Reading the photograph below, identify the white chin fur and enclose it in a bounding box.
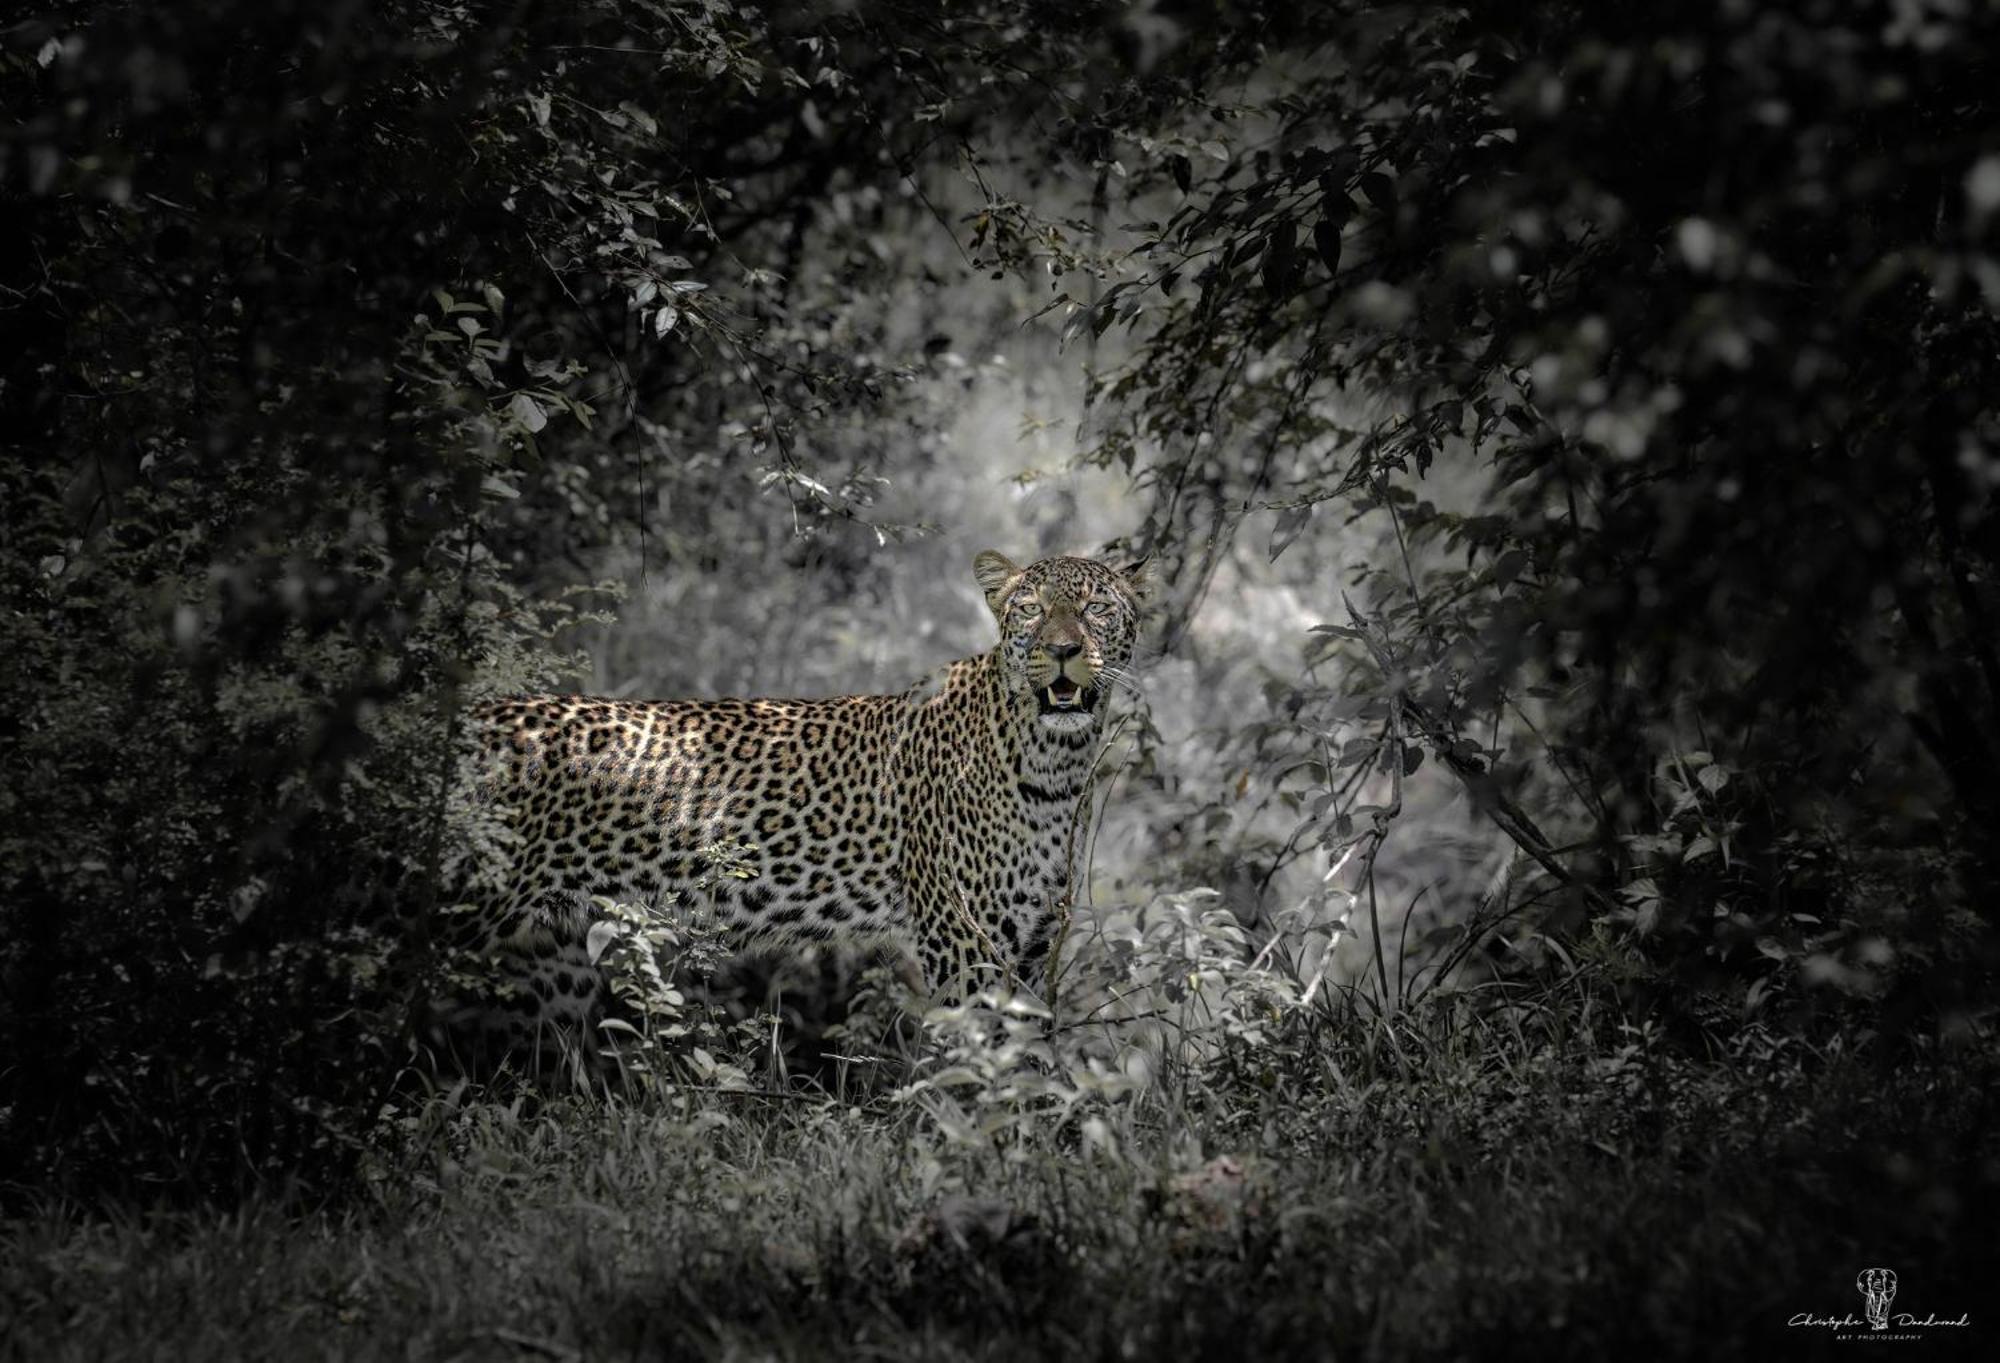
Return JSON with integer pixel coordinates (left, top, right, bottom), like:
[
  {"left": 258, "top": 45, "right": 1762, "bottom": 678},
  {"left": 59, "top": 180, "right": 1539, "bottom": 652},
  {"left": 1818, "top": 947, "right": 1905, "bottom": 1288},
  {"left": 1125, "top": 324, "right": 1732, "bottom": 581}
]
[{"left": 1038, "top": 711, "right": 1095, "bottom": 734}]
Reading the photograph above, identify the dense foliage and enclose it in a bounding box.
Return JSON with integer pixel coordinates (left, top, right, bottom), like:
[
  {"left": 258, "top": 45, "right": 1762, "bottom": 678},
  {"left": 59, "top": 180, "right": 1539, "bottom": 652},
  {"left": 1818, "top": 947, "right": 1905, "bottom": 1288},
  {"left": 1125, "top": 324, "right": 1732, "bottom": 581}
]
[
  {"left": 2, "top": 2, "right": 1995, "bottom": 1349},
  {"left": 994, "top": 1, "right": 2000, "bottom": 1032},
  {"left": 2, "top": 0, "right": 1031, "bottom": 1190}
]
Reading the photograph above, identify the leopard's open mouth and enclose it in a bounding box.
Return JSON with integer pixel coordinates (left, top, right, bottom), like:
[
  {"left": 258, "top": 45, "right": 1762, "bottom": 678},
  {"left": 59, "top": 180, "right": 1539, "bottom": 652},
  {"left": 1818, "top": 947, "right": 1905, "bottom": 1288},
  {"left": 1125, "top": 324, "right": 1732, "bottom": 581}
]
[{"left": 1038, "top": 677, "right": 1099, "bottom": 714}]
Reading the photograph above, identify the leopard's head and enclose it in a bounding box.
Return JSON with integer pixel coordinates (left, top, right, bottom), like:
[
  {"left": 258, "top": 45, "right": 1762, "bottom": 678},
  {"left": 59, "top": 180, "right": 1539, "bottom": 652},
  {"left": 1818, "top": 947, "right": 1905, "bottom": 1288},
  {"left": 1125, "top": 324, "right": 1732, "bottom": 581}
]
[{"left": 974, "top": 550, "right": 1151, "bottom": 735}]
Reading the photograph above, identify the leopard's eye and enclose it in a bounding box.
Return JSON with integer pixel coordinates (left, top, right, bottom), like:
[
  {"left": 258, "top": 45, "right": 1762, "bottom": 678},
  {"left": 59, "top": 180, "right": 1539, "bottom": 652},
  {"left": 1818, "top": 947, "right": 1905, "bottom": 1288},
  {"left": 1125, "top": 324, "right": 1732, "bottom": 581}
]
[
  {"left": 1015, "top": 596, "right": 1043, "bottom": 618},
  {"left": 1085, "top": 600, "right": 1114, "bottom": 618}
]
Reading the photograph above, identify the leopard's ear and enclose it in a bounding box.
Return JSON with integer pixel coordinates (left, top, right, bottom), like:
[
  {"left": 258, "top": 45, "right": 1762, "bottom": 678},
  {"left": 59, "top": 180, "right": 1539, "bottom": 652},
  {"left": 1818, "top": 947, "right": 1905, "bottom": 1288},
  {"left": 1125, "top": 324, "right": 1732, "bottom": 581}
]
[
  {"left": 972, "top": 550, "right": 1023, "bottom": 614},
  {"left": 1117, "top": 555, "right": 1154, "bottom": 602}
]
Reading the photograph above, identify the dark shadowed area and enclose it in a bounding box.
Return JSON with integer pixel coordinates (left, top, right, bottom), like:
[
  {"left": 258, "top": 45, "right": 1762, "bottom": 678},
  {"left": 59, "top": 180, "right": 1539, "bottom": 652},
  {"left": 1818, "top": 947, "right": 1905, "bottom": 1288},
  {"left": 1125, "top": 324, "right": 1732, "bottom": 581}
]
[{"left": 2, "top": 2, "right": 1996, "bottom": 1359}]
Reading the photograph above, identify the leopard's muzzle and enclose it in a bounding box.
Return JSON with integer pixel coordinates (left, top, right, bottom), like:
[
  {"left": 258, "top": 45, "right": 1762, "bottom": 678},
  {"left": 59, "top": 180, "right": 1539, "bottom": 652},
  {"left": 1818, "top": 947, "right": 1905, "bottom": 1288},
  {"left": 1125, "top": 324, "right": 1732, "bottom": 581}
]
[
  {"left": 1036, "top": 675, "right": 1101, "bottom": 715},
  {"left": 1027, "top": 640, "right": 1104, "bottom": 730}
]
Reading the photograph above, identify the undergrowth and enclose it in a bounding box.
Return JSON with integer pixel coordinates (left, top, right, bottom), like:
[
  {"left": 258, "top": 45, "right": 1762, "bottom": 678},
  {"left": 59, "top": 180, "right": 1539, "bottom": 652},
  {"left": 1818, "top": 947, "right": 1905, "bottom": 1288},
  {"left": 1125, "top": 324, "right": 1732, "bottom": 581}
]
[{"left": 4, "top": 891, "right": 1994, "bottom": 1361}]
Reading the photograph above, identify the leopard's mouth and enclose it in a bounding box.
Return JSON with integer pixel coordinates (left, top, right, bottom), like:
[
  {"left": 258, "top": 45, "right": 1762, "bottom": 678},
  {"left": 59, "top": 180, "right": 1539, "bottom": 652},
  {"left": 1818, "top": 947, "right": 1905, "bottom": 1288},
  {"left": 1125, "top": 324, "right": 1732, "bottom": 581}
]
[{"left": 1038, "top": 677, "right": 1099, "bottom": 715}]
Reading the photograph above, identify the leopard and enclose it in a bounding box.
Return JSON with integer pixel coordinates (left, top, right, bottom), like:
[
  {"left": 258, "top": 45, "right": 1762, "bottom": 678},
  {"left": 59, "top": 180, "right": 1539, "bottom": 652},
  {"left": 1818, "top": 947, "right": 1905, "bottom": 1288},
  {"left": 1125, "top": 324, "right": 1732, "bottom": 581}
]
[{"left": 433, "top": 550, "right": 1150, "bottom": 1070}]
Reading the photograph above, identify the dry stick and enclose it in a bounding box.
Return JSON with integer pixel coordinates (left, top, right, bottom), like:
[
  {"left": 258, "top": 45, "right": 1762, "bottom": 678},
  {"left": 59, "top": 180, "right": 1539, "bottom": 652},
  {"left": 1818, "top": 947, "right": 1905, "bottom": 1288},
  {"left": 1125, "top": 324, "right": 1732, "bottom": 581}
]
[
  {"left": 1394, "top": 883, "right": 1429, "bottom": 1008},
  {"left": 1421, "top": 729, "right": 1620, "bottom": 918},
  {"left": 1292, "top": 719, "right": 1382, "bottom": 1011},
  {"left": 1048, "top": 1007, "right": 1171, "bottom": 1037},
  {"left": 1366, "top": 870, "right": 1390, "bottom": 1018},
  {"left": 1292, "top": 852, "right": 1362, "bottom": 1013},
  {"left": 680, "top": 1084, "right": 852, "bottom": 1105},
  {"left": 524, "top": 228, "right": 635, "bottom": 419},
  {"left": 1057, "top": 983, "right": 1151, "bottom": 1031},
  {"left": 1163, "top": 325, "right": 1329, "bottom": 655},
  {"left": 1078, "top": 703, "right": 1141, "bottom": 912},
  {"left": 1364, "top": 694, "right": 1406, "bottom": 1010},
  {"left": 482, "top": 1328, "right": 580, "bottom": 1362},
  {"left": 1294, "top": 709, "right": 1408, "bottom": 1016},
  {"left": 945, "top": 886, "right": 1012, "bottom": 997},
  {"left": 1249, "top": 839, "right": 1358, "bottom": 976},
  {"left": 1344, "top": 600, "right": 1620, "bottom": 920},
  {"left": 1045, "top": 709, "right": 1136, "bottom": 1018},
  {"left": 1408, "top": 851, "right": 1526, "bottom": 1008},
  {"left": 1254, "top": 751, "right": 1373, "bottom": 902},
  {"left": 1505, "top": 694, "right": 1609, "bottom": 827}
]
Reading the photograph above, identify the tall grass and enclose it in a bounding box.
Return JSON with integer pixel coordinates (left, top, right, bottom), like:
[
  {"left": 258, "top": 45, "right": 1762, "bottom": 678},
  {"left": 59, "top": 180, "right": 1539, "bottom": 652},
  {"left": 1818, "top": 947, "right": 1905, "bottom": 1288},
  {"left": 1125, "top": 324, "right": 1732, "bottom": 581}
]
[{"left": 4, "top": 895, "right": 1992, "bottom": 1361}]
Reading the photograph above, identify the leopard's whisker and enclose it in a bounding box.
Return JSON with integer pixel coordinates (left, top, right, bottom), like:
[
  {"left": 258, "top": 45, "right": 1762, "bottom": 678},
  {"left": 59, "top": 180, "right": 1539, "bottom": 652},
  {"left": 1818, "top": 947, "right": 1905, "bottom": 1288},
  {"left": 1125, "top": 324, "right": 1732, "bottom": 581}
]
[{"left": 1095, "top": 666, "right": 1145, "bottom": 697}]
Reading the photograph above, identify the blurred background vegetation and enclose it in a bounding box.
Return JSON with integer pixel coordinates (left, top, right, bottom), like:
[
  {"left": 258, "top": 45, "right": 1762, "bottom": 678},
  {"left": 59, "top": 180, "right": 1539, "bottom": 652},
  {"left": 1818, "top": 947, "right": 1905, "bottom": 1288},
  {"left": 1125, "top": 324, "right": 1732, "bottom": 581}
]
[{"left": 2, "top": 1, "right": 1996, "bottom": 1355}]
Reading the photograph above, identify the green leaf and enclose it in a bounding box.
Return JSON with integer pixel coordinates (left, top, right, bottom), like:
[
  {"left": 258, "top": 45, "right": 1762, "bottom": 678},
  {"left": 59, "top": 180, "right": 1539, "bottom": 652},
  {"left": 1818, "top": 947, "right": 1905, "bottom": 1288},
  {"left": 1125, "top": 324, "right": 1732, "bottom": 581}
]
[
  {"left": 618, "top": 101, "right": 658, "bottom": 136},
  {"left": 1360, "top": 171, "right": 1397, "bottom": 215},
  {"left": 508, "top": 393, "right": 548, "bottom": 432},
  {"left": 1269, "top": 504, "right": 1311, "bottom": 561},
  {"left": 1261, "top": 218, "right": 1298, "bottom": 298},
  {"left": 1313, "top": 217, "right": 1343, "bottom": 276}
]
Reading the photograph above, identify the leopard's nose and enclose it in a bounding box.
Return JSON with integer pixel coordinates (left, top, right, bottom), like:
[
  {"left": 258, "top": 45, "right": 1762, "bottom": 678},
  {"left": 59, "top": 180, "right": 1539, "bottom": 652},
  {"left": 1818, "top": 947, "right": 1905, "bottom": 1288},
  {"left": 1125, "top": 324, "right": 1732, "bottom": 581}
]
[{"left": 1046, "top": 640, "right": 1081, "bottom": 662}]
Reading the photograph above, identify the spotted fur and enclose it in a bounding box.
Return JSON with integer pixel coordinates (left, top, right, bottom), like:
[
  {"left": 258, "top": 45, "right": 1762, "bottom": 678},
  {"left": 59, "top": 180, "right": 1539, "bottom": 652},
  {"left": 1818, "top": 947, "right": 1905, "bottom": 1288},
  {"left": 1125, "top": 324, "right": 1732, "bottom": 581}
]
[{"left": 442, "top": 551, "right": 1149, "bottom": 1063}]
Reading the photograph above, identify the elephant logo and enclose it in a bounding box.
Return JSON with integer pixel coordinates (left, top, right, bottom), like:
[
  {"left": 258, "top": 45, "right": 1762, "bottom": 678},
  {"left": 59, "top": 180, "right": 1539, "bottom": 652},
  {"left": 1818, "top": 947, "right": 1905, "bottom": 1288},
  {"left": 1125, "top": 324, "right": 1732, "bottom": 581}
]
[{"left": 1857, "top": 1267, "right": 1898, "bottom": 1332}]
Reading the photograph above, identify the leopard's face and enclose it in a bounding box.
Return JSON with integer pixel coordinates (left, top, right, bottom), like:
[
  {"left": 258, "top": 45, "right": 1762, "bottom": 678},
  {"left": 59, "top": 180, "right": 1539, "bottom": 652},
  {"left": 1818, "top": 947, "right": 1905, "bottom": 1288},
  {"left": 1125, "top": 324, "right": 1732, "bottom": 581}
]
[{"left": 974, "top": 551, "right": 1150, "bottom": 735}]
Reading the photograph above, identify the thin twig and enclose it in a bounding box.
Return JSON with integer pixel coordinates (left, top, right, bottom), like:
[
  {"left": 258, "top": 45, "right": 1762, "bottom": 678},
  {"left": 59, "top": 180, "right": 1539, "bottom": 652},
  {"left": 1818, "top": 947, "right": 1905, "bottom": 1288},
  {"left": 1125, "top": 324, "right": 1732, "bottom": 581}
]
[{"left": 1345, "top": 601, "right": 1618, "bottom": 918}]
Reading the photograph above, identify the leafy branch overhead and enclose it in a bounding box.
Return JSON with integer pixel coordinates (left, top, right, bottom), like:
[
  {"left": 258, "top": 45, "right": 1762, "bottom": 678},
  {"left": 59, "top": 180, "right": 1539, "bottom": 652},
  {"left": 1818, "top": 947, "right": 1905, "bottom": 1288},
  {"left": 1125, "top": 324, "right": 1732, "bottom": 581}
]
[{"left": 968, "top": 3, "right": 1999, "bottom": 1003}]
